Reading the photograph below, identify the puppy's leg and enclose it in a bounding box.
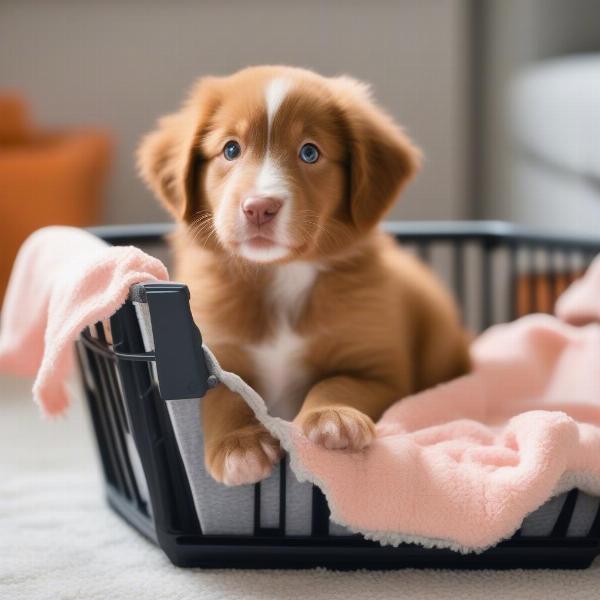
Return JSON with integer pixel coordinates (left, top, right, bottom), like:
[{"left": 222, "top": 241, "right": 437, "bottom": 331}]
[
  {"left": 202, "top": 347, "right": 281, "bottom": 486},
  {"left": 416, "top": 308, "right": 472, "bottom": 391},
  {"left": 296, "top": 376, "right": 396, "bottom": 451}
]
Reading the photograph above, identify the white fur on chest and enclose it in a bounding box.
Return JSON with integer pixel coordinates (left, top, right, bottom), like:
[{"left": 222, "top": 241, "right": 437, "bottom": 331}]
[{"left": 248, "top": 262, "right": 319, "bottom": 419}]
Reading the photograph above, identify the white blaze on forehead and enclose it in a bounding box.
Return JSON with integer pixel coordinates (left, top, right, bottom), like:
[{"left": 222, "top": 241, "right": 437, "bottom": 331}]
[
  {"left": 265, "top": 78, "right": 292, "bottom": 138},
  {"left": 258, "top": 77, "right": 293, "bottom": 200},
  {"left": 256, "top": 155, "right": 289, "bottom": 199},
  {"left": 237, "top": 78, "right": 294, "bottom": 262}
]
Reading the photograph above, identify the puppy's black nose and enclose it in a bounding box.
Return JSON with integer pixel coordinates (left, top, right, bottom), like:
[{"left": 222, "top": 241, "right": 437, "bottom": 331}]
[{"left": 242, "top": 196, "right": 282, "bottom": 226}]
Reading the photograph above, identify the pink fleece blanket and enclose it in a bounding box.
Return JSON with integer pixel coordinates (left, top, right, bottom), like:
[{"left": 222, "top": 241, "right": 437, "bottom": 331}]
[
  {"left": 0, "top": 226, "right": 167, "bottom": 415},
  {"left": 272, "top": 314, "right": 600, "bottom": 551},
  {"left": 1, "top": 226, "right": 600, "bottom": 552},
  {"left": 211, "top": 255, "right": 600, "bottom": 552}
]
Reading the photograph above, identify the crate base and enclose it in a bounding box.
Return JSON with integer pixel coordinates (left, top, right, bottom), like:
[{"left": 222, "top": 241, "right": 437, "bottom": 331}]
[{"left": 106, "top": 486, "right": 600, "bottom": 570}]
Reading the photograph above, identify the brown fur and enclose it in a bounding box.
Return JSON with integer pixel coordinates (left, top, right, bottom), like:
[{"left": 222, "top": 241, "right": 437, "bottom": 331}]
[{"left": 138, "top": 66, "right": 470, "bottom": 486}]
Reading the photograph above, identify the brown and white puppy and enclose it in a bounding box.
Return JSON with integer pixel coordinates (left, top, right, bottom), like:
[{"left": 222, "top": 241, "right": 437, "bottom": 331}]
[{"left": 138, "top": 65, "right": 470, "bottom": 486}]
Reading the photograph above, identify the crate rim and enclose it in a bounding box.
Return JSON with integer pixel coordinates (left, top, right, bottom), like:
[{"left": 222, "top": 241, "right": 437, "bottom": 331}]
[{"left": 87, "top": 220, "right": 600, "bottom": 249}]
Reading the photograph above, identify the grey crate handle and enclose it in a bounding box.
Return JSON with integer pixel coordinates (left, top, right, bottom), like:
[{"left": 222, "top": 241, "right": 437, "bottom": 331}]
[{"left": 132, "top": 282, "right": 211, "bottom": 401}]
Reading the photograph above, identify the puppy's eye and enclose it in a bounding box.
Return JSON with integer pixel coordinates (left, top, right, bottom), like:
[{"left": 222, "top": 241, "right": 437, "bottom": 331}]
[
  {"left": 299, "top": 143, "right": 319, "bottom": 164},
  {"left": 223, "top": 140, "right": 241, "bottom": 161}
]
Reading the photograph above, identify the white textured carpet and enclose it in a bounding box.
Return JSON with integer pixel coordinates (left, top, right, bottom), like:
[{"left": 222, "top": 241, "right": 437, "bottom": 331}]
[{"left": 2, "top": 373, "right": 600, "bottom": 600}]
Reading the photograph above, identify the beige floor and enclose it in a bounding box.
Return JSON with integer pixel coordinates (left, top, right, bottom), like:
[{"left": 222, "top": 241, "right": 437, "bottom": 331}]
[{"left": 2, "top": 372, "right": 600, "bottom": 600}]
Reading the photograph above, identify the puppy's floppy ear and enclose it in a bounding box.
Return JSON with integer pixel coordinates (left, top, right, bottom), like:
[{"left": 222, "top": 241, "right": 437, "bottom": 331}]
[
  {"left": 333, "top": 77, "right": 422, "bottom": 231},
  {"left": 137, "top": 77, "right": 222, "bottom": 221}
]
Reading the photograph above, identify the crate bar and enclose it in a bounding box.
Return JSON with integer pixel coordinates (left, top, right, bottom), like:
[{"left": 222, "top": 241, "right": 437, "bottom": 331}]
[
  {"left": 94, "top": 322, "right": 142, "bottom": 503},
  {"left": 311, "top": 486, "right": 330, "bottom": 536},
  {"left": 508, "top": 243, "right": 518, "bottom": 321},
  {"left": 546, "top": 247, "right": 558, "bottom": 310},
  {"left": 481, "top": 240, "right": 493, "bottom": 329},
  {"left": 94, "top": 350, "right": 139, "bottom": 502},
  {"left": 82, "top": 340, "right": 130, "bottom": 495},
  {"left": 528, "top": 246, "right": 538, "bottom": 314},
  {"left": 550, "top": 489, "right": 579, "bottom": 538},
  {"left": 76, "top": 342, "right": 119, "bottom": 489},
  {"left": 253, "top": 460, "right": 287, "bottom": 537},
  {"left": 452, "top": 242, "right": 465, "bottom": 312},
  {"left": 415, "top": 241, "right": 431, "bottom": 263}
]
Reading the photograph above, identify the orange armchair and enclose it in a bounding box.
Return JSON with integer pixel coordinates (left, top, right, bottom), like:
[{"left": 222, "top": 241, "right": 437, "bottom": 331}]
[{"left": 0, "top": 95, "right": 112, "bottom": 303}]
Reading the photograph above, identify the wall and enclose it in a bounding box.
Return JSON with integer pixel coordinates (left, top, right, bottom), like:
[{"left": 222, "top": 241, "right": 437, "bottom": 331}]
[{"left": 0, "top": 0, "right": 470, "bottom": 224}]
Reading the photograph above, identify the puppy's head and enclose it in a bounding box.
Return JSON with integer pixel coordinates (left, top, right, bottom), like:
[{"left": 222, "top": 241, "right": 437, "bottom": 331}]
[{"left": 138, "top": 66, "right": 421, "bottom": 264}]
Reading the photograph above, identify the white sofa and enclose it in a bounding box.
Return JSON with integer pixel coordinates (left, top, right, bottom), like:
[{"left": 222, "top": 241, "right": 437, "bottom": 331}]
[{"left": 508, "top": 54, "right": 600, "bottom": 234}]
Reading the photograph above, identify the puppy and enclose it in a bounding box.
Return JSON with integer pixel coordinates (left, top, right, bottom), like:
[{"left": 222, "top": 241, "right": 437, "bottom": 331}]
[{"left": 138, "top": 66, "right": 470, "bottom": 486}]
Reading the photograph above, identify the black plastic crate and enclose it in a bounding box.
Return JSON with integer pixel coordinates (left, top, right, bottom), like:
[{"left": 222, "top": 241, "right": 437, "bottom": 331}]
[{"left": 77, "top": 221, "right": 600, "bottom": 569}]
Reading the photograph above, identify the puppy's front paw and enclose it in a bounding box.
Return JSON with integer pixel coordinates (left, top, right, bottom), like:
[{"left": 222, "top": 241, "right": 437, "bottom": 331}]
[
  {"left": 206, "top": 424, "right": 282, "bottom": 486},
  {"left": 299, "top": 407, "right": 375, "bottom": 451}
]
